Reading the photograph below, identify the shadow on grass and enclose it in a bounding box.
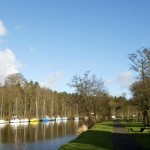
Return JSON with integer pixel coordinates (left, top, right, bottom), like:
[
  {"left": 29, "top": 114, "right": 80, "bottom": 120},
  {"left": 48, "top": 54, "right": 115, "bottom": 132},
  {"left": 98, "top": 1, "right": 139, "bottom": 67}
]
[
  {"left": 59, "top": 130, "right": 113, "bottom": 150},
  {"left": 113, "top": 132, "right": 148, "bottom": 150},
  {"left": 114, "top": 120, "right": 150, "bottom": 150},
  {"left": 134, "top": 133, "right": 150, "bottom": 150},
  {"left": 113, "top": 132, "right": 150, "bottom": 150}
]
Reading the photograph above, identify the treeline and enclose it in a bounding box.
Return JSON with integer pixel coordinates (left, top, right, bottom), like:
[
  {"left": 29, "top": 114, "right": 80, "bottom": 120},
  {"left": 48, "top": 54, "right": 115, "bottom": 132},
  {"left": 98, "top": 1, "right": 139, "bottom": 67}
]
[
  {"left": 0, "top": 71, "right": 137, "bottom": 121},
  {"left": 0, "top": 74, "right": 74, "bottom": 119}
]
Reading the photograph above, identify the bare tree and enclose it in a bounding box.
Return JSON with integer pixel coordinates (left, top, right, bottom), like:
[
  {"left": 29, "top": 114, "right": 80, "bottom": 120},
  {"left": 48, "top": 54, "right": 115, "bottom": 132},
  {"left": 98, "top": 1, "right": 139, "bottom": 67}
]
[
  {"left": 5, "top": 73, "right": 27, "bottom": 87},
  {"left": 68, "top": 71, "right": 107, "bottom": 125}
]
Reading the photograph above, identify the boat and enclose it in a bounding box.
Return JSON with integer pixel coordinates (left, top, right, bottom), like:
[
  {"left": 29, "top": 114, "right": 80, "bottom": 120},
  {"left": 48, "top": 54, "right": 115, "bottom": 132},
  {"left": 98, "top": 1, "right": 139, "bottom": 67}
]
[
  {"left": 62, "top": 116, "right": 68, "bottom": 120},
  {"left": 0, "top": 119, "right": 8, "bottom": 124},
  {"left": 30, "top": 117, "right": 39, "bottom": 122},
  {"left": 55, "top": 115, "right": 62, "bottom": 121},
  {"left": 50, "top": 100, "right": 55, "bottom": 121},
  {"left": 62, "top": 104, "right": 68, "bottom": 120},
  {"left": 9, "top": 116, "right": 20, "bottom": 123},
  {"left": 19, "top": 121, "right": 29, "bottom": 126},
  {"left": 0, "top": 123, "right": 7, "bottom": 128},
  {"left": 20, "top": 118, "right": 29, "bottom": 123},
  {"left": 41, "top": 100, "right": 51, "bottom": 122},
  {"left": 41, "top": 115, "right": 51, "bottom": 122},
  {"left": 51, "top": 116, "right": 55, "bottom": 121},
  {"left": 30, "top": 96, "right": 39, "bottom": 122},
  {"left": 20, "top": 97, "right": 29, "bottom": 123},
  {"left": 74, "top": 104, "right": 79, "bottom": 121},
  {"left": 10, "top": 98, "right": 20, "bottom": 123},
  {"left": 74, "top": 116, "right": 79, "bottom": 121},
  {"left": 30, "top": 121, "right": 39, "bottom": 125}
]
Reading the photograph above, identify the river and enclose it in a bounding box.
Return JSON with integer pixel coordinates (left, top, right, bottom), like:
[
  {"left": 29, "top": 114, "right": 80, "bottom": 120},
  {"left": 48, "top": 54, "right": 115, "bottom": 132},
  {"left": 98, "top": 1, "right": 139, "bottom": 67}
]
[{"left": 0, "top": 120, "right": 82, "bottom": 150}]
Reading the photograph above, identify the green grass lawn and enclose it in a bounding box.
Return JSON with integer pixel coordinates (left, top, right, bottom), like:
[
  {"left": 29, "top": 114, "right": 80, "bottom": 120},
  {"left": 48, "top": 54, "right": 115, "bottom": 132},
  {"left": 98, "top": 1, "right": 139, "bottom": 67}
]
[
  {"left": 59, "top": 121, "right": 113, "bottom": 150},
  {"left": 121, "top": 121, "right": 150, "bottom": 149}
]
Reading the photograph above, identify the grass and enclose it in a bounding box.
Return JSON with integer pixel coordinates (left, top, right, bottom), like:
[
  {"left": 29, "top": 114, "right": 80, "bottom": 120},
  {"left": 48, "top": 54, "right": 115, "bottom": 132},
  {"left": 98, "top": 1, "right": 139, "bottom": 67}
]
[
  {"left": 121, "top": 121, "right": 150, "bottom": 149},
  {"left": 59, "top": 121, "right": 113, "bottom": 150}
]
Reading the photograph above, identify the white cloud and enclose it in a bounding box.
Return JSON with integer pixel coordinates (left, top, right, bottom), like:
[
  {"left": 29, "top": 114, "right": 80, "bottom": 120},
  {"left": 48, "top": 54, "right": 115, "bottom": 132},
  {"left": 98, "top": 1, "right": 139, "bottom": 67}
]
[
  {"left": 104, "top": 71, "right": 135, "bottom": 98},
  {"left": 0, "top": 20, "right": 7, "bottom": 36},
  {"left": 117, "top": 71, "right": 134, "bottom": 89},
  {"left": 40, "top": 71, "right": 64, "bottom": 89},
  {"left": 0, "top": 49, "right": 21, "bottom": 84}
]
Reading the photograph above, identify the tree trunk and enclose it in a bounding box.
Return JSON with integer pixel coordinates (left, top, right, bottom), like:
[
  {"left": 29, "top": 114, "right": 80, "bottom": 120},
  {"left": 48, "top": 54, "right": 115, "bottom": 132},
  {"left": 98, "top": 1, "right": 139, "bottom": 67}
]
[{"left": 143, "top": 110, "right": 149, "bottom": 125}]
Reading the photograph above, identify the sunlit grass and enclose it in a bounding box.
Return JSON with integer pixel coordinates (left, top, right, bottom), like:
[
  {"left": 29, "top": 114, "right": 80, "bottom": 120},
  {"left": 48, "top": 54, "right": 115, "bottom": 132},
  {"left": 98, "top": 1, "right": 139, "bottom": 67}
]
[
  {"left": 93, "top": 121, "right": 113, "bottom": 132},
  {"left": 59, "top": 121, "right": 113, "bottom": 150}
]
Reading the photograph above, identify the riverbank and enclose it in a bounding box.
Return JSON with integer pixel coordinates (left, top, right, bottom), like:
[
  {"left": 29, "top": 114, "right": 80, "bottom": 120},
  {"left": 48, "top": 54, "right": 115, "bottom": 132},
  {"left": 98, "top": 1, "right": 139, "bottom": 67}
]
[
  {"left": 59, "top": 121, "right": 113, "bottom": 150},
  {"left": 59, "top": 120, "right": 150, "bottom": 150}
]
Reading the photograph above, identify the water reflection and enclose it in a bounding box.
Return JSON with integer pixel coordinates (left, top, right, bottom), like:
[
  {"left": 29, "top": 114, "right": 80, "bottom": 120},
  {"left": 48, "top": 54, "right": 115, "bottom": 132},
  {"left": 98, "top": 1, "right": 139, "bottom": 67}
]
[{"left": 0, "top": 120, "right": 82, "bottom": 150}]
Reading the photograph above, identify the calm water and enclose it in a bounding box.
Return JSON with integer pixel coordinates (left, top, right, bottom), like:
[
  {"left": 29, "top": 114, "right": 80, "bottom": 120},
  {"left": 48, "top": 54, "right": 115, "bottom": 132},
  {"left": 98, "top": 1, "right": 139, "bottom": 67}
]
[{"left": 0, "top": 120, "right": 82, "bottom": 150}]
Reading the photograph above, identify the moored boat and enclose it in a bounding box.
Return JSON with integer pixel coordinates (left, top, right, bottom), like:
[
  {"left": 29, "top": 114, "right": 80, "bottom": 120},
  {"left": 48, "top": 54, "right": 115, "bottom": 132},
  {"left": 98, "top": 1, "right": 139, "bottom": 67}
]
[
  {"left": 20, "top": 97, "right": 29, "bottom": 123},
  {"left": 30, "top": 94, "right": 39, "bottom": 122},
  {"left": 74, "top": 104, "right": 79, "bottom": 121},
  {"left": 41, "top": 115, "right": 51, "bottom": 121},
  {"left": 74, "top": 116, "right": 79, "bottom": 121},
  {"left": 20, "top": 118, "right": 29, "bottom": 123},
  {"left": 0, "top": 119, "right": 8, "bottom": 124},
  {"left": 51, "top": 116, "right": 55, "bottom": 121},
  {"left": 62, "top": 116, "right": 68, "bottom": 120},
  {"left": 0, "top": 123, "right": 7, "bottom": 128},
  {"left": 9, "top": 116, "right": 20, "bottom": 123},
  {"left": 30, "top": 117, "right": 39, "bottom": 122},
  {"left": 55, "top": 115, "right": 62, "bottom": 121}
]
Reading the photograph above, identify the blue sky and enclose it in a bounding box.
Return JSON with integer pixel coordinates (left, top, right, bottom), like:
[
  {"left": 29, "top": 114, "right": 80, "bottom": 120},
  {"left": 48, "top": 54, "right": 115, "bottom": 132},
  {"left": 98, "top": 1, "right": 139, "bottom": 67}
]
[{"left": 0, "top": 0, "right": 150, "bottom": 98}]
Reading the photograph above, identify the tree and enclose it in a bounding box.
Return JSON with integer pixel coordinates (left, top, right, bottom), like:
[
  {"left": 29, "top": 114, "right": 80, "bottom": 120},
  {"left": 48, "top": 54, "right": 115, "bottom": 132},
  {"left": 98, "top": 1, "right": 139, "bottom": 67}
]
[
  {"left": 5, "top": 73, "right": 27, "bottom": 87},
  {"left": 130, "top": 80, "right": 150, "bottom": 122},
  {"left": 129, "top": 48, "right": 150, "bottom": 124},
  {"left": 68, "top": 71, "right": 107, "bottom": 122}
]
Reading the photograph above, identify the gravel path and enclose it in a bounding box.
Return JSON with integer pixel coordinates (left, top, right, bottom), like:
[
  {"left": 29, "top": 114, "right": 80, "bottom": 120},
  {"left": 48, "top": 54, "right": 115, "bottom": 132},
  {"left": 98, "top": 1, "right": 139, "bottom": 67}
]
[{"left": 113, "top": 120, "right": 146, "bottom": 150}]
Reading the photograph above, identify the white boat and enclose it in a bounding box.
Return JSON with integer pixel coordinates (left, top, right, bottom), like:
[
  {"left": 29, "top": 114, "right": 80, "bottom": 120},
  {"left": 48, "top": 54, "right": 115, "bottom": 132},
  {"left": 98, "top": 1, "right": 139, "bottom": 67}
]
[
  {"left": 20, "top": 118, "right": 29, "bottom": 123},
  {"left": 74, "top": 116, "right": 79, "bottom": 121},
  {"left": 20, "top": 121, "right": 29, "bottom": 126},
  {"left": 0, "top": 123, "right": 7, "bottom": 128},
  {"left": 20, "top": 97, "right": 29, "bottom": 123},
  {"left": 62, "top": 104, "right": 68, "bottom": 120},
  {"left": 0, "top": 119, "right": 8, "bottom": 124},
  {"left": 10, "top": 98, "right": 20, "bottom": 123},
  {"left": 51, "top": 100, "right": 55, "bottom": 121},
  {"left": 74, "top": 104, "right": 79, "bottom": 121},
  {"left": 55, "top": 115, "right": 62, "bottom": 121},
  {"left": 62, "top": 116, "right": 68, "bottom": 120},
  {"left": 51, "top": 116, "right": 55, "bottom": 121},
  {"left": 9, "top": 116, "right": 20, "bottom": 123}
]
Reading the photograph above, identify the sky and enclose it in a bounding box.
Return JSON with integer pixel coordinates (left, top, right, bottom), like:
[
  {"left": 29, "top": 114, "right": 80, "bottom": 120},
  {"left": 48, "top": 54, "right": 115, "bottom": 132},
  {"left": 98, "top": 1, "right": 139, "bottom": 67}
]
[{"left": 0, "top": 0, "right": 150, "bottom": 98}]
